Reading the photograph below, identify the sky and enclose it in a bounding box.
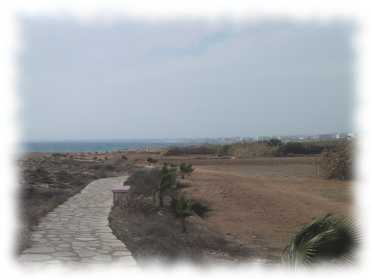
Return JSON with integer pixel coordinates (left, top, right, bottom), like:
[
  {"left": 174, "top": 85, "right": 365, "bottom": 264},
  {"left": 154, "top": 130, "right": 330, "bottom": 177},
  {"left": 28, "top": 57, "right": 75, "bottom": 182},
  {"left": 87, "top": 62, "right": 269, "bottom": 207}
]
[{"left": 18, "top": 17, "right": 355, "bottom": 141}]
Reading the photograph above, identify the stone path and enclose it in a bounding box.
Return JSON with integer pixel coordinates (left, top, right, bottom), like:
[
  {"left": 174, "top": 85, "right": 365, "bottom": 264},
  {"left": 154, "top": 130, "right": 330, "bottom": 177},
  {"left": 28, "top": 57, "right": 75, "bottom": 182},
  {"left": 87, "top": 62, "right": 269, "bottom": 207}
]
[{"left": 19, "top": 176, "right": 136, "bottom": 267}]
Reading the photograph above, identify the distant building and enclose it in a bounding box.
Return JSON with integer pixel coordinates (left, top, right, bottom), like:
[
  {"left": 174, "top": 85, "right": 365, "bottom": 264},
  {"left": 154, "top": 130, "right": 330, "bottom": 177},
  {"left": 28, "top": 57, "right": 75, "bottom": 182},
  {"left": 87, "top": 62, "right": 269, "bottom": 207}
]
[
  {"left": 346, "top": 133, "right": 355, "bottom": 140},
  {"left": 318, "top": 134, "right": 335, "bottom": 140}
]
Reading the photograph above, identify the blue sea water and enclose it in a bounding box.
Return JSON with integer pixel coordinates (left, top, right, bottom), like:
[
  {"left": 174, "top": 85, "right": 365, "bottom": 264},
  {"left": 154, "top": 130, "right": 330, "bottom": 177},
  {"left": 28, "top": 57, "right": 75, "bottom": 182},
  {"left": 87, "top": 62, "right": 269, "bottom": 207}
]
[{"left": 22, "top": 141, "right": 184, "bottom": 153}]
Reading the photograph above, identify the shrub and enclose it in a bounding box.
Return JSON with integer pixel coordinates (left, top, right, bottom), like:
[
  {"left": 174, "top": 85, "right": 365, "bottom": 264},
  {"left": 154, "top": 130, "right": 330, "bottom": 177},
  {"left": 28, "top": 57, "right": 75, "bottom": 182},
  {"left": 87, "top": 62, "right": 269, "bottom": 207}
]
[
  {"left": 121, "top": 155, "right": 128, "bottom": 160},
  {"left": 229, "top": 142, "right": 279, "bottom": 158},
  {"left": 176, "top": 179, "right": 191, "bottom": 189},
  {"left": 171, "top": 196, "right": 194, "bottom": 233},
  {"left": 278, "top": 142, "right": 306, "bottom": 156},
  {"left": 277, "top": 141, "right": 329, "bottom": 156},
  {"left": 217, "top": 144, "right": 232, "bottom": 156},
  {"left": 319, "top": 142, "right": 352, "bottom": 180},
  {"left": 179, "top": 163, "right": 194, "bottom": 178},
  {"left": 191, "top": 200, "right": 210, "bottom": 218},
  {"left": 125, "top": 168, "right": 161, "bottom": 197},
  {"left": 282, "top": 214, "right": 358, "bottom": 266},
  {"left": 147, "top": 157, "right": 158, "bottom": 164},
  {"left": 103, "top": 164, "right": 115, "bottom": 171},
  {"left": 51, "top": 153, "right": 64, "bottom": 158},
  {"left": 164, "top": 145, "right": 217, "bottom": 156},
  {"left": 24, "top": 167, "right": 53, "bottom": 184},
  {"left": 160, "top": 164, "right": 177, "bottom": 176},
  {"left": 266, "top": 138, "right": 283, "bottom": 147},
  {"left": 54, "top": 170, "right": 73, "bottom": 183},
  {"left": 155, "top": 165, "right": 177, "bottom": 207}
]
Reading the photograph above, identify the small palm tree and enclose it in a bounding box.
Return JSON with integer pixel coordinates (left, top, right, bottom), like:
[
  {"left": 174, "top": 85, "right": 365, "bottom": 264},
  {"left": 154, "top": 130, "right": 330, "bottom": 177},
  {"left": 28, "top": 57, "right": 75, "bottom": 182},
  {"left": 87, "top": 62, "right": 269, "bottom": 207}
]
[
  {"left": 155, "top": 165, "right": 177, "bottom": 207},
  {"left": 179, "top": 163, "right": 194, "bottom": 179},
  {"left": 147, "top": 157, "right": 158, "bottom": 164},
  {"left": 173, "top": 196, "right": 193, "bottom": 233},
  {"left": 282, "top": 214, "right": 358, "bottom": 267}
]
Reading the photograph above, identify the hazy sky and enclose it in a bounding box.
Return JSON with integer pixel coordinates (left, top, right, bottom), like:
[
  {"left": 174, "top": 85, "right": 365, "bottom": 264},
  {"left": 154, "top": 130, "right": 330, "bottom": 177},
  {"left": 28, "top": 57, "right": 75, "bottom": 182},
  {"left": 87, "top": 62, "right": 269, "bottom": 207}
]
[{"left": 18, "top": 17, "right": 354, "bottom": 141}]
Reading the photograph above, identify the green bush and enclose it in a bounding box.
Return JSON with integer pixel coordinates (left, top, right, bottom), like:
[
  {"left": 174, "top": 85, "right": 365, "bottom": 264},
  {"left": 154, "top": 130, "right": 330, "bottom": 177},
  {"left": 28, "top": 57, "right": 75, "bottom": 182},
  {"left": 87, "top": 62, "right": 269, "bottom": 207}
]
[
  {"left": 179, "top": 163, "right": 194, "bottom": 178},
  {"left": 227, "top": 142, "right": 279, "bottom": 158},
  {"left": 191, "top": 200, "right": 210, "bottom": 218},
  {"left": 164, "top": 145, "right": 217, "bottom": 156},
  {"left": 125, "top": 168, "right": 161, "bottom": 197},
  {"left": 217, "top": 144, "right": 232, "bottom": 156},
  {"left": 156, "top": 165, "right": 177, "bottom": 207},
  {"left": 266, "top": 138, "right": 283, "bottom": 147},
  {"left": 147, "top": 157, "right": 158, "bottom": 164},
  {"left": 171, "top": 196, "right": 194, "bottom": 233},
  {"left": 276, "top": 140, "right": 345, "bottom": 157},
  {"left": 121, "top": 155, "right": 128, "bottom": 160}
]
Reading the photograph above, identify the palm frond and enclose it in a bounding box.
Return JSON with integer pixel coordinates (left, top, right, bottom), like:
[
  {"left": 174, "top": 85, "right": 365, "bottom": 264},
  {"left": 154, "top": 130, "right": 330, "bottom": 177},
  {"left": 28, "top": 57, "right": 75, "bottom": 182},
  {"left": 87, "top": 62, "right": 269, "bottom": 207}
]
[{"left": 282, "top": 214, "right": 359, "bottom": 267}]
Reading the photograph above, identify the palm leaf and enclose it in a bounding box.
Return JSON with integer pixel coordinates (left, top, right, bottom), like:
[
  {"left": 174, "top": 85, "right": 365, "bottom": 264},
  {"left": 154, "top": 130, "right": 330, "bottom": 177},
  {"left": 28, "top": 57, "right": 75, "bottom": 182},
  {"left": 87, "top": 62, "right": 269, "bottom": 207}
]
[{"left": 282, "top": 214, "right": 358, "bottom": 267}]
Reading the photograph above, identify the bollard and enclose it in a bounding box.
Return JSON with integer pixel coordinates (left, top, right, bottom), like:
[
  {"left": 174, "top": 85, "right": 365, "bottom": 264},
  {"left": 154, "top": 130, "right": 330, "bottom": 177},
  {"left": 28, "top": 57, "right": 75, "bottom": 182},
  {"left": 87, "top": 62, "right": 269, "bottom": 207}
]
[{"left": 112, "top": 185, "right": 130, "bottom": 207}]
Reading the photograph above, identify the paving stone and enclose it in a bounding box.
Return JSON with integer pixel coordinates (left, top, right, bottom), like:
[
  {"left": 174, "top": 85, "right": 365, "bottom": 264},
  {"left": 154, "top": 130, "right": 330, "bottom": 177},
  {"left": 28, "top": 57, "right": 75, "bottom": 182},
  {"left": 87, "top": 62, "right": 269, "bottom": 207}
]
[
  {"left": 76, "top": 249, "right": 96, "bottom": 257},
  {"left": 91, "top": 255, "right": 113, "bottom": 262},
  {"left": 112, "top": 251, "right": 131, "bottom": 256},
  {"left": 19, "top": 254, "right": 53, "bottom": 262},
  {"left": 75, "top": 237, "right": 98, "bottom": 241},
  {"left": 23, "top": 246, "right": 55, "bottom": 254},
  {"left": 18, "top": 176, "right": 136, "bottom": 266},
  {"left": 53, "top": 251, "right": 76, "bottom": 257}
]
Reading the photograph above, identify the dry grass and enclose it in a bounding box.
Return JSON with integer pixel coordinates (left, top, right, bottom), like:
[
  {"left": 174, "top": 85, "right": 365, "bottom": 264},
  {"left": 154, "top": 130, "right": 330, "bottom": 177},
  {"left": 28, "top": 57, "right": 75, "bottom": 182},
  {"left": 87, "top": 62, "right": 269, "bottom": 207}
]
[{"left": 181, "top": 158, "right": 352, "bottom": 261}]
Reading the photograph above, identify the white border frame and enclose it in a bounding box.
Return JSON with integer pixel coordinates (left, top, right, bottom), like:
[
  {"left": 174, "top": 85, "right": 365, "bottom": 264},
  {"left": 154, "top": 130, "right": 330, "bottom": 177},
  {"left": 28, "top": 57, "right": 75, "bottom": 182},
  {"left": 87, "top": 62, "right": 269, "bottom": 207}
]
[{"left": 1, "top": 1, "right": 369, "bottom": 277}]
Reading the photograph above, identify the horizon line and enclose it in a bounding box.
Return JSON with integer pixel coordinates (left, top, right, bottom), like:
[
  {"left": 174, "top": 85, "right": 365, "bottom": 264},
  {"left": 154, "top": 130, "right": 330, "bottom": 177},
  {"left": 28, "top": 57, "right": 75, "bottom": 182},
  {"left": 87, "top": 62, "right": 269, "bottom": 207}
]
[{"left": 21, "top": 131, "right": 353, "bottom": 143}]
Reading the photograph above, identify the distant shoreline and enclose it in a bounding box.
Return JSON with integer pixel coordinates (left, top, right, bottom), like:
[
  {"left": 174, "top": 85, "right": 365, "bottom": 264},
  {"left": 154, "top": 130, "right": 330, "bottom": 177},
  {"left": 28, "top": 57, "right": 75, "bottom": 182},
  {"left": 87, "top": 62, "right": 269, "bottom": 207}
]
[
  {"left": 20, "top": 141, "right": 182, "bottom": 153},
  {"left": 20, "top": 136, "right": 351, "bottom": 154}
]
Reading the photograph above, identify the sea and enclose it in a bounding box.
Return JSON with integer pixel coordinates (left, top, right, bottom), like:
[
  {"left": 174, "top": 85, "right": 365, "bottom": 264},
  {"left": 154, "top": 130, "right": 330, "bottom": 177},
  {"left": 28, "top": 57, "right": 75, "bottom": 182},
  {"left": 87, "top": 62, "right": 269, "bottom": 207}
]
[{"left": 21, "top": 140, "right": 187, "bottom": 153}]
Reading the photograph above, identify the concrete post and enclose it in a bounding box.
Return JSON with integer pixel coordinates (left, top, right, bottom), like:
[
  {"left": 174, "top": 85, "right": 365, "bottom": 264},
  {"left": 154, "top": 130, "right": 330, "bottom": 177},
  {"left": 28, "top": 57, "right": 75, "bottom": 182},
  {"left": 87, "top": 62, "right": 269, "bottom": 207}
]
[{"left": 112, "top": 185, "right": 130, "bottom": 207}]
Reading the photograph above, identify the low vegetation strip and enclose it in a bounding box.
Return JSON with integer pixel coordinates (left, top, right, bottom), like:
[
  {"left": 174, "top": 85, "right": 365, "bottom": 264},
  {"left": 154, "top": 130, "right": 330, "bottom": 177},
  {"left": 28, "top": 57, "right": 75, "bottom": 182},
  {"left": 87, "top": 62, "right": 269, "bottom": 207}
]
[
  {"left": 163, "top": 140, "right": 352, "bottom": 180},
  {"left": 109, "top": 167, "right": 255, "bottom": 264},
  {"left": 164, "top": 139, "right": 349, "bottom": 159}
]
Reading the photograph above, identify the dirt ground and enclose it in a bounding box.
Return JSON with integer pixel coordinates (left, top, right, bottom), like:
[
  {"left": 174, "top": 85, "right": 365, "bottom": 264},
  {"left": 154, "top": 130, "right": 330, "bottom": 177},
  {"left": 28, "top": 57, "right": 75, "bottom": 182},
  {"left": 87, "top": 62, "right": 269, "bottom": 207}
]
[
  {"left": 175, "top": 157, "right": 352, "bottom": 261},
  {"left": 108, "top": 152, "right": 352, "bottom": 263}
]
